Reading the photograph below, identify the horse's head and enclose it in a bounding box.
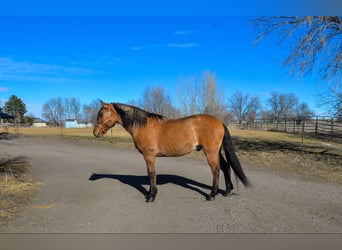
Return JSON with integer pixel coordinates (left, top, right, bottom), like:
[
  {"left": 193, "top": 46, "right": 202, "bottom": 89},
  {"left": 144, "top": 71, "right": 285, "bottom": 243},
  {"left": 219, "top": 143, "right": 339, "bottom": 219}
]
[{"left": 93, "top": 101, "right": 121, "bottom": 138}]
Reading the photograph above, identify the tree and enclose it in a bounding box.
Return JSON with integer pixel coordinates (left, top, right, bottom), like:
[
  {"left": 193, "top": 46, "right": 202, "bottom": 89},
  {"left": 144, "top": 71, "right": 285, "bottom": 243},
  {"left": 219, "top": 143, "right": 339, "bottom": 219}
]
[
  {"left": 83, "top": 100, "right": 102, "bottom": 125},
  {"left": 253, "top": 16, "right": 342, "bottom": 81},
  {"left": 140, "top": 86, "right": 179, "bottom": 118},
  {"left": 295, "top": 102, "right": 315, "bottom": 118},
  {"left": 176, "top": 70, "right": 229, "bottom": 122},
  {"left": 317, "top": 86, "right": 342, "bottom": 118},
  {"left": 229, "top": 91, "right": 261, "bottom": 123},
  {"left": 200, "top": 71, "right": 226, "bottom": 117},
  {"left": 64, "top": 97, "right": 81, "bottom": 119},
  {"left": 253, "top": 16, "right": 342, "bottom": 116},
  {"left": 177, "top": 76, "right": 202, "bottom": 116},
  {"left": 23, "top": 113, "right": 35, "bottom": 126},
  {"left": 42, "top": 97, "right": 65, "bottom": 126},
  {"left": 267, "top": 92, "right": 299, "bottom": 119},
  {"left": 4, "top": 95, "right": 27, "bottom": 125}
]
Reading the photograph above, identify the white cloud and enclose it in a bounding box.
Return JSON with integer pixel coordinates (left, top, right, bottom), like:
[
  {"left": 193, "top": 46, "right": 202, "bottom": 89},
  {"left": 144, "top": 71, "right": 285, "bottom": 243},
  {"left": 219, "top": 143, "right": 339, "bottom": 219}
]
[
  {"left": 130, "top": 44, "right": 162, "bottom": 50},
  {"left": 130, "top": 46, "right": 142, "bottom": 50},
  {"left": 0, "top": 87, "right": 8, "bottom": 92},
  {"left": 130, "top": 42, "right": 198, "bottom": 51},
  {"left": 0, "top": 57, "right": 92, "bottom": 82},
  {"left": 173, "top": 30, "right": 197, "bottom": 36},
  {"left": 168, "top": 43, "right": 198, "bottom": 48}
]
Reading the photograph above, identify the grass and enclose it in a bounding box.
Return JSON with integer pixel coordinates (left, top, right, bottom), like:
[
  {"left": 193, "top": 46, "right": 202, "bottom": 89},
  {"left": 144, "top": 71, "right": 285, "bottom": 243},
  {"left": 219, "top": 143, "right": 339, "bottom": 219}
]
[
  {"left": 230, "top": 129, "right": 342, "bottom": 183},
  {"left": 0, "top": 156, "right": 41, "bottom": 224}
]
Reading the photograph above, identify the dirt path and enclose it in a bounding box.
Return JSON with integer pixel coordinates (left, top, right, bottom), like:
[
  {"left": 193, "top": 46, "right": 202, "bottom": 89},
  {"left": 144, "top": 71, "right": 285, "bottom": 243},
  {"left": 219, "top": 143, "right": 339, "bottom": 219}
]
[{"left": 0, "top": 136, "right": 341, "bottom": 233}]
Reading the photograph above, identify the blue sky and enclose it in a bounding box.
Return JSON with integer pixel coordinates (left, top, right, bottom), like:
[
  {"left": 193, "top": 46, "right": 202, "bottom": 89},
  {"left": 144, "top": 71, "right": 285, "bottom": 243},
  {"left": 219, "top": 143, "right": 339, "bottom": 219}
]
[{"left": 0, "top": 16, "right": 330, "bottom": 117}]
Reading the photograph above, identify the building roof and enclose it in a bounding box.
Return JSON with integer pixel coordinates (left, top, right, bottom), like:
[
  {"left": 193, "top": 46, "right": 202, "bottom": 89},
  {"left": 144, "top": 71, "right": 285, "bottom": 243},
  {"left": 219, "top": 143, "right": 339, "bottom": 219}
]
[
  {"left": 33, "top": 118, "right": 47, "bottom": 123},
  {"left": 0, "top": 108, "right": 14, "bottom": 119}
]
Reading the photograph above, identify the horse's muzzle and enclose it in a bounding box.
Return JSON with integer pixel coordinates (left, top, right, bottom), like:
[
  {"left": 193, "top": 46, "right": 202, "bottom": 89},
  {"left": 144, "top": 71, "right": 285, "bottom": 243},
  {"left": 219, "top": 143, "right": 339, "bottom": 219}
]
[{"left": 93, "top": 128, "right": 103, "bottom": 138}]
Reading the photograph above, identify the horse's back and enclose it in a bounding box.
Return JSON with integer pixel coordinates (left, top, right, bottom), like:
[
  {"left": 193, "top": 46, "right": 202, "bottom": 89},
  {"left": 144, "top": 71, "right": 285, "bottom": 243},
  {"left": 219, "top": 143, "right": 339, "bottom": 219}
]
[
  {"left": 164, "top": 114, "right": 225, "bottom": 145},
  {"left": 163, "top": 114, "right": 223, "bottom": 131}
]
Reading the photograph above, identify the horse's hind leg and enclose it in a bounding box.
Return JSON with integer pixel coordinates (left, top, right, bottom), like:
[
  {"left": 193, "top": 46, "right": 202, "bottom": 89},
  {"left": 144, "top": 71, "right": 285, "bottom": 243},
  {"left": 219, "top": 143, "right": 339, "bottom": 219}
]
[
  {"left": 204, "top": 150, "right": 220, "bottom": 201},
  {"left": 219, "top": 152, "right": 233, "bottom": 196}
]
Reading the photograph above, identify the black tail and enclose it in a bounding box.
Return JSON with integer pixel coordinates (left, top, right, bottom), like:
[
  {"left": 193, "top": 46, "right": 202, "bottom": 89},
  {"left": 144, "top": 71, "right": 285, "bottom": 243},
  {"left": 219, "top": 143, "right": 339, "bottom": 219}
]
[{"left": 222, "top": 124, "right": 251, "bottom": 187}]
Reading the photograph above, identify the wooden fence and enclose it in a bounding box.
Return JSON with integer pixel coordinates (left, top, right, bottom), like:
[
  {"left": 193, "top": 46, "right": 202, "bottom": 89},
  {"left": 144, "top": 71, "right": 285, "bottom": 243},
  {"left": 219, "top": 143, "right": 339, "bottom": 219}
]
[{"left": 230, "top": 116, "right": 342, "bottom": 141}]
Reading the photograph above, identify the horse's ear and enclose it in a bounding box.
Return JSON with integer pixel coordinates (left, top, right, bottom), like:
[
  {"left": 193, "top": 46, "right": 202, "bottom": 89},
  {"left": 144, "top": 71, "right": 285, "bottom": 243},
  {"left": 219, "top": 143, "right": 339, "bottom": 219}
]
[{"left": 99, "top": 99, "right": 105, "bottom": 106}]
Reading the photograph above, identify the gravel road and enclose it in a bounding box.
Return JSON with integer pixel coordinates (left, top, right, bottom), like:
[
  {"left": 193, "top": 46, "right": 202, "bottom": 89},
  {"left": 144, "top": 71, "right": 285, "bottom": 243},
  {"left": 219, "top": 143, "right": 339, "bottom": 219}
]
[{"left": 0, "top": 136, "right": 341, "bottom": 233}]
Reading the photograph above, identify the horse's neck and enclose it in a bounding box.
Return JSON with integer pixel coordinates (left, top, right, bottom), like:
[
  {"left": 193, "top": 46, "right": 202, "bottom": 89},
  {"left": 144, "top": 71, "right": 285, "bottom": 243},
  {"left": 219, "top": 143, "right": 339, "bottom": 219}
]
[{"left": 119, "top": 122, "right": 136, "bottom": 139}]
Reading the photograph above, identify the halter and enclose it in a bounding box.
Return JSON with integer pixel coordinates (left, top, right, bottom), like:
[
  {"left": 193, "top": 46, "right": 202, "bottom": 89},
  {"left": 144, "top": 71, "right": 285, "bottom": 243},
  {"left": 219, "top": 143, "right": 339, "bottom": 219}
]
[{"left": 97, "top": 110, "right": 112, "bottom": 131}]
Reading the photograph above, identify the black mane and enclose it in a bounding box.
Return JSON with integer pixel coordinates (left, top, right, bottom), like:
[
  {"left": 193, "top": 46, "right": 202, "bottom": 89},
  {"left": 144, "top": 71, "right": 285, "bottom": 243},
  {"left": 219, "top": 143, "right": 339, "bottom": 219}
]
[{"left": 112, "top": 103, "right": 166, "bottom": 129}]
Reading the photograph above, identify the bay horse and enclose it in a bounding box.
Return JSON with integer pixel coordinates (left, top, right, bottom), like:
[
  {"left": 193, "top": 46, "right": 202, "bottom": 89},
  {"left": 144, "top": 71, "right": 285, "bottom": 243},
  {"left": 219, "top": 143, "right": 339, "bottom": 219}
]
[{"left": 93, "top": 101, "right": 250, "bottom": 202}]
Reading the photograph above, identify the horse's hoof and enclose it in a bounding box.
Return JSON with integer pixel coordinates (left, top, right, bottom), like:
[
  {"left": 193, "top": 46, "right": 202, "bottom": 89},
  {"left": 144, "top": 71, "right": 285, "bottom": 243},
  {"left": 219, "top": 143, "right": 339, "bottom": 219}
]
[
  {"left": 222, "top": 189, "right": 232, "bottom": 197},
  {"left": 145, "top": 194, "right": 156, "bottom": 202},
  {"left": 206, "top": 194, "right": 215, "bottom": 201}
]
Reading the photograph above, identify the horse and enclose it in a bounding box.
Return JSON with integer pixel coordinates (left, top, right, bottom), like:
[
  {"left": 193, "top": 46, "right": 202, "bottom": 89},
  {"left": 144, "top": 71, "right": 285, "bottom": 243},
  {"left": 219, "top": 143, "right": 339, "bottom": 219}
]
[{"left": 93, "top": 101, "right": 251, "bottom": 202}]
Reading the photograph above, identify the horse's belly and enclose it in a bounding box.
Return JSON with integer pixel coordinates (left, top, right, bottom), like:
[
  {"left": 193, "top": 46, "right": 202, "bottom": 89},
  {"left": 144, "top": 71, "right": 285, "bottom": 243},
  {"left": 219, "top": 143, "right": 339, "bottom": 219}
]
[{"left": 158, "top": 141, "right": 199, "bottom": 157}]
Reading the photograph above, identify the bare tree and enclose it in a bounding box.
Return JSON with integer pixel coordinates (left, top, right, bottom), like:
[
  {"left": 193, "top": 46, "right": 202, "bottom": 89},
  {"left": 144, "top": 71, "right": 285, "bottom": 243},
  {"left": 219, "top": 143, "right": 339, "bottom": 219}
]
[
  {"left": 317, "top": 86, "right": 342, "bottom": 118},
  {"left": 177, "top": 76, "right": 202, "bottom": 116},
  {"left": 253, "top": 16, "right": 342, "bottom": 116},
  {"left": 200, "top": 71, "right": 226, "bottom": 115},
  {"left": 295, "top": 102, "right": 315, "bottom": 118},
  {"left": 229, "top": 91, "right": 261, "bottom": 123},
  {"left": 83, "top": 100, "right": 102, "bottom": 125},
  {"left": 267, "top": 92, "right": 299, "bottom": 119},
  {"left": 140, "top": 86, "right": 178, "bottom": 118},
  {"left": 64, "top": 98, "right": 72, "bottom": 119},
  {"left": 64, "top": 97, "right": 81, "bottom": 119},
  {"left": 70, "top": 97, "right": 81, "bottom": 119},
  {"left": 42, "top": 97, "right": 65, "bottom": 126},
  {"left": 176, "top": 70, "right": 230, "bottom": 122},
  {"left": 253, "top": 16, "right": 342, "bottom": 81}
]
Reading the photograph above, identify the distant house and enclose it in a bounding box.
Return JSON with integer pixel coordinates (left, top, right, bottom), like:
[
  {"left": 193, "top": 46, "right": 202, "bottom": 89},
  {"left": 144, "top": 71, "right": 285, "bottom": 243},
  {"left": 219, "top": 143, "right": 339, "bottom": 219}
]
[
  {"left": 32, "top": 118, "right": 47, "bottom": 128},
  {"left": 65, "top": 119, "right": 92, "bottom": 128},
  {"left": 0, "top": 108, "right": 14, "bottom": 126}
]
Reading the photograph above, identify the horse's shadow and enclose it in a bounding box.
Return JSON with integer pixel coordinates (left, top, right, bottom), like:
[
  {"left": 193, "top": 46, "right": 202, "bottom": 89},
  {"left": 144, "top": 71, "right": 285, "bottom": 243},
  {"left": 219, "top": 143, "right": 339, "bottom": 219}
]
[{"left": 89, "top": 173, "right": 217, "bottom": 199}]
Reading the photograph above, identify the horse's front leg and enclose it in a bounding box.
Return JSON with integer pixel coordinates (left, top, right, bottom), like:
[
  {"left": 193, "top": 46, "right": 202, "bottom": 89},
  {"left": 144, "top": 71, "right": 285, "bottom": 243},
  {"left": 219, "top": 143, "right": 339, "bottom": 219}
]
[{"left": 144, "top": 154, "right": 158, "bottom": 202}]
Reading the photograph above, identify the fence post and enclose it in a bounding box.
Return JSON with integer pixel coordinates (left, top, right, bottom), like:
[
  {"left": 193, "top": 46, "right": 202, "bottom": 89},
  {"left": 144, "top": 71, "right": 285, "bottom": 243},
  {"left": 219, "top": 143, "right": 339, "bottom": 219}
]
[
  {"left": 330, "top": 119, "right": 334, "bottom": 140},
  {"left": 264, "top": 120, "right": 267, "bottom": 131},
  {"left": 276, "top": 119, "right": 279, "bottom": 131},
  {"left": 292, "top": 118, "right": 294, "bottom": 133},
  {"left": 301, "top": 118, "right": 305, "bottom": 144},
  {"left": 315, "top": 116, "right": 318, "bottom": 135}
]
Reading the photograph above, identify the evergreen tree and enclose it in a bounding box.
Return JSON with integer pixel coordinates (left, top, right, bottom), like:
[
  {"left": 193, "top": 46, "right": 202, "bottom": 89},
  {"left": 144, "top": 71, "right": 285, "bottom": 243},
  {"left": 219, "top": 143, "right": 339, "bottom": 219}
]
[{"left": 4, "top": 95, "right": 27, "bottom": 125}]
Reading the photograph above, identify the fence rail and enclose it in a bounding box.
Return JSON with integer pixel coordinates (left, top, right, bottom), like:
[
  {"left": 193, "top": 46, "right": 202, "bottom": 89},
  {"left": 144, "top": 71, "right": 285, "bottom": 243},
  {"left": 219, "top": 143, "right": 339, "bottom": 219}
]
[{"left": 230, "top": 116, "right": 342, "bottom": 141}]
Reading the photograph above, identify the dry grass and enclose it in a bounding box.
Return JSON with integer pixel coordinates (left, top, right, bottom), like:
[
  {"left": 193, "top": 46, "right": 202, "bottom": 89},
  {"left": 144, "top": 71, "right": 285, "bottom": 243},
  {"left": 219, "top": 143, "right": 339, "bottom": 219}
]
[
  {"left": 229, "top": 129, "right": 342, "bottom": 183},
  {"left": 0, "top": 156, "right": 41, "bottom": 224}
]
